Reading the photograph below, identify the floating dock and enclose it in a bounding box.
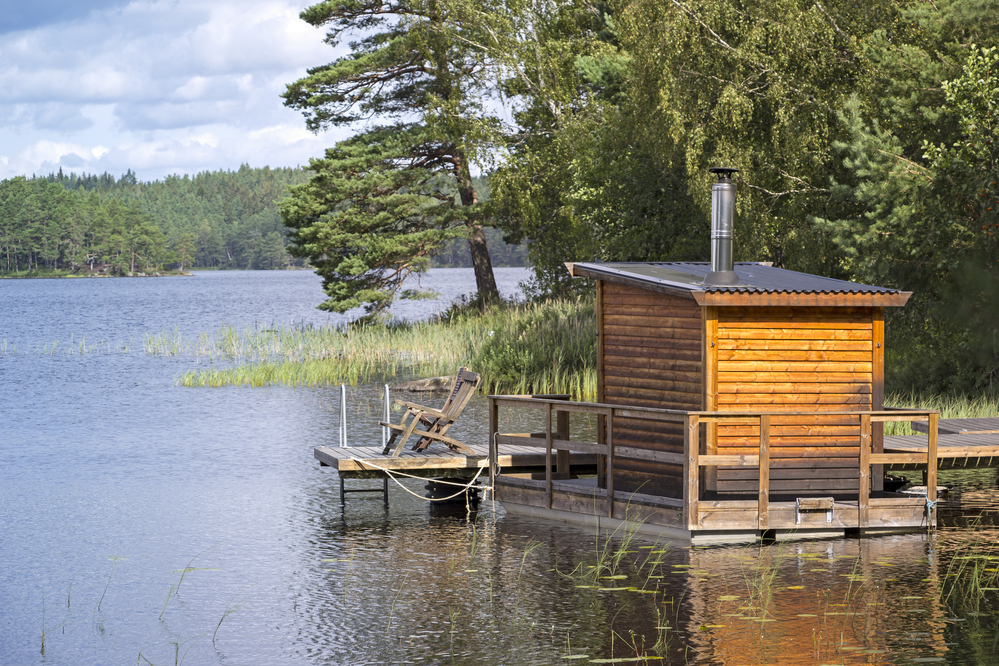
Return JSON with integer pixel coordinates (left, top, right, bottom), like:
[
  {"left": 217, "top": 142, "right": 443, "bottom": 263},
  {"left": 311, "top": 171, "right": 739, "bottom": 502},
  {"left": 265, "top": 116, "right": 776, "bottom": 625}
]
[
  {"left": 315, "top": 443, "right": 597, "bottom": 479},
  {"left": 487, "top": 396, "right": 943, "bottom": 544}
]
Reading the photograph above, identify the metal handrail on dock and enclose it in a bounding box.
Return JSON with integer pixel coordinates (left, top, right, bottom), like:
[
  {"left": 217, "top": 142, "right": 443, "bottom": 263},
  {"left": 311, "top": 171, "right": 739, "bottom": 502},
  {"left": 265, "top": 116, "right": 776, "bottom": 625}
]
[
  {"left": 336, "top": 384, "right": 392, "bottom": 504},
  {"left": 488, "top": 395, "right": 940, "bottom": 532}
]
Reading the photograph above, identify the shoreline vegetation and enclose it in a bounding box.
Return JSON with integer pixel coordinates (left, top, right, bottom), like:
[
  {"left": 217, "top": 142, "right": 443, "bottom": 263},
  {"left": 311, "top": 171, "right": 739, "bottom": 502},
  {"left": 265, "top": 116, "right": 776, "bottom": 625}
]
[
  {"left": 150, "top": 295, "right": 999, "bottom": 423},
  {"left": 0, "top": 267, "right": 193, "bottom": 279},
  {"left": 149, "top": 296, "right": 598, "bottom": 399}
]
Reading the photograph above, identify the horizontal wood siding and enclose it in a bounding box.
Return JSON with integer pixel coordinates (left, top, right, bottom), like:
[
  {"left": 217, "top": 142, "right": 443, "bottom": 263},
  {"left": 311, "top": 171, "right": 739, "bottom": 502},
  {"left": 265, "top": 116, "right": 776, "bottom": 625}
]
[
  {"left": 602, "top": 282, "right": 702, "bottom": 497},
  {"left": 713, "top": 306, "right": 874, "bottom": 496}
]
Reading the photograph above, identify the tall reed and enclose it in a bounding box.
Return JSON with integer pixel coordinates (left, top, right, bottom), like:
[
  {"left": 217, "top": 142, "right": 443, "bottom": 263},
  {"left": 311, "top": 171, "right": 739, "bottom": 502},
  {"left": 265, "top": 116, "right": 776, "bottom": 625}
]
[
  {"left": 171, "top": 296, "right": 599, "bottom": 399},
  {"left": 884, "top": 391, "right": 999, "bottom": 435}
]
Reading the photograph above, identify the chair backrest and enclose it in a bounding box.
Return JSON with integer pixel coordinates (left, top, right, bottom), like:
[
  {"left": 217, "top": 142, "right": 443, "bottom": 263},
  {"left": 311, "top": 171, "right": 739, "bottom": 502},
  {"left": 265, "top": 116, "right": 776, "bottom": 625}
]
[{"left": 438, "top": 367, "right": 481, "bottom": 422}]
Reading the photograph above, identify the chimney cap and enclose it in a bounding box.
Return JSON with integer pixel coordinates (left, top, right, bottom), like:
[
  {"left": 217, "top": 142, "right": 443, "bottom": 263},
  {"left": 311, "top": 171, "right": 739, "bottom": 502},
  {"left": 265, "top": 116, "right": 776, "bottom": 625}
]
[{"left": 708, "top": 167, "right": 740, "bottom": 181}]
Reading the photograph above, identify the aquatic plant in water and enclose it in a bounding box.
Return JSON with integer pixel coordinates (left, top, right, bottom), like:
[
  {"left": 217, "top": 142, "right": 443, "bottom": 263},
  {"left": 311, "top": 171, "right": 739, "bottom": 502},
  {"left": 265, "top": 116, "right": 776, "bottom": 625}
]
[{"left": 168, "top": 297, "right": 599, "bottom": 398}]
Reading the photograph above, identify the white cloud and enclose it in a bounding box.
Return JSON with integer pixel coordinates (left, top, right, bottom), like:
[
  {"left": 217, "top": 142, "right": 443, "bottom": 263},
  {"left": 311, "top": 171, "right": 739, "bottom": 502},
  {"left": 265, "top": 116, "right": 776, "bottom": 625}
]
[
  {"left": 248, "top": 124, "right": 315, "bottom": 143},
  {"left": 0, "top": 0, "right": 351, "bottom": 180}
]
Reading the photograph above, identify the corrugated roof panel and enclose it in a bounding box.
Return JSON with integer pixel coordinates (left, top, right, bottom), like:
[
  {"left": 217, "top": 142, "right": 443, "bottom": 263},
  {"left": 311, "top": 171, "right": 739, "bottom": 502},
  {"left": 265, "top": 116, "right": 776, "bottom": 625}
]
[{"left": 585, "top": 262, "right": 902, "bottom": 295}]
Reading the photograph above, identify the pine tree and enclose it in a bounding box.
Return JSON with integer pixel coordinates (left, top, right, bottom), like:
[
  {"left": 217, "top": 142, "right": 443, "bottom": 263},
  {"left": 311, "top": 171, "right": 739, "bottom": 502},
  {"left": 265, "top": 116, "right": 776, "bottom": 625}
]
[{"left": 281, "top": 0, "right": 504, "bottom": 315}]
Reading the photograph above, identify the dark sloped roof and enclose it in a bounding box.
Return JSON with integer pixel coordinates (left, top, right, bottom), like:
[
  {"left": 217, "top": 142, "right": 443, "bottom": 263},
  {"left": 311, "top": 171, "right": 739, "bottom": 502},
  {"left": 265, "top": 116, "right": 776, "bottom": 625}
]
[{"left": 566, "top": 262, "right": 911, "bottom": 307}]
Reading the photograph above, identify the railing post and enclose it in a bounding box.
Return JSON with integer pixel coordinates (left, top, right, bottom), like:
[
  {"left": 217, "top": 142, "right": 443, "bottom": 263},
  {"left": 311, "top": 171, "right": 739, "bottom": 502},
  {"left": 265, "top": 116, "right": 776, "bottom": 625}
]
[
  {"left": 545, "top": 402, "right": 553, "bottom": 510},
  {"left": 927, "top": 412, "right": 938, "bottom": 529},
  {"left": 556, "top": 403, "right": 570, "bottom": 476},
  {"left": 488, "top": 397, "right": 499, "bottom": 492},
  {"left": 606, "top": 408, "right": 615, "bottom": 518},
  {"left": 340, "top": 384, "right": 348, "bottom": 448},
  {"left": 758, "top": 414, "right": 770, "bottom": 531},
  {"left": 597, "top": 413, "right": 606, "bottom": 490},
  {"left": 859, "top": 413, "right": 871, "bottom": 529},
  {"left": 382, "top": 384, "right": 390, "bottom": 450},
  {"left": 684, "top": 414, "right": 700, "bottom": 532}
]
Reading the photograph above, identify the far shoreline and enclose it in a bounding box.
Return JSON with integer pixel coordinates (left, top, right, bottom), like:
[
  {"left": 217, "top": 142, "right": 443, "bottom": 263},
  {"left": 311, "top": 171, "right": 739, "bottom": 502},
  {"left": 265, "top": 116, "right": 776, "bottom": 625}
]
[{"left": 0, "top": 269, "right": 193, "bottom": 279}]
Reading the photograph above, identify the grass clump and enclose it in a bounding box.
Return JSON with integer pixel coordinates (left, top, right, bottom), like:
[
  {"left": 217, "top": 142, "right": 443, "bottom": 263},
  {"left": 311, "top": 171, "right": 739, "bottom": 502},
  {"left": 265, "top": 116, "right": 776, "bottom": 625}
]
[
  {"left": 467, "top": 296, "right": 596, "bottom": 398},
  {"left": 171, "top": 296, "right": 598, "bottom": 399},
  {"left": 884, "top": 391, "right": 999, "bottom": 435}
]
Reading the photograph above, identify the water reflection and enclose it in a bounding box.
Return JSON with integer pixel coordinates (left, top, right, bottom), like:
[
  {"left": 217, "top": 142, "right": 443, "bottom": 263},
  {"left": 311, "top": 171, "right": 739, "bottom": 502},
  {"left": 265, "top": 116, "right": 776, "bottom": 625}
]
[{"left": 295, "top": 422, "right": 999, "bottom": 666}]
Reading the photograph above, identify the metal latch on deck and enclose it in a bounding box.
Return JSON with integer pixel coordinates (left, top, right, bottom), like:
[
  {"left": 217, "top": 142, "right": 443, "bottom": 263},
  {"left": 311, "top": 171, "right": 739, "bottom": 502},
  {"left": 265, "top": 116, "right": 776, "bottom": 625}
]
[{"left": 796, "top": 497, "right": 834, "bottom": 524}]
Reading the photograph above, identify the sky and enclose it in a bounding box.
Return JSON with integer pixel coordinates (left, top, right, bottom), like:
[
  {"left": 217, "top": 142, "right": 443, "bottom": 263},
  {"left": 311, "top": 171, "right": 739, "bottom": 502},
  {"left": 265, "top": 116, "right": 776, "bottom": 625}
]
[{"left": 0, "top": 0, "right": 355, "bottom": 182}]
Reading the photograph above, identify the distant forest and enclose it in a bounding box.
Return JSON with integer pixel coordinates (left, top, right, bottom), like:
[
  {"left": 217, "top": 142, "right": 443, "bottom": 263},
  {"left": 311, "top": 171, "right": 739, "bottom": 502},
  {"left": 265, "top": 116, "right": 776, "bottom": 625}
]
[{"left": 0, "top": 166, "right": 525, "bottom": 275}]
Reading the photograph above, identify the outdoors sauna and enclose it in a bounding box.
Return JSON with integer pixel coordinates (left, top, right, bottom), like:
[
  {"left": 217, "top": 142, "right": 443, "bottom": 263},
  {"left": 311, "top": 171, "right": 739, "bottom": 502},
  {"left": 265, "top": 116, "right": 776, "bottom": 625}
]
[{"left": 488, "top": 169, "right": 940, "bottom": 544}]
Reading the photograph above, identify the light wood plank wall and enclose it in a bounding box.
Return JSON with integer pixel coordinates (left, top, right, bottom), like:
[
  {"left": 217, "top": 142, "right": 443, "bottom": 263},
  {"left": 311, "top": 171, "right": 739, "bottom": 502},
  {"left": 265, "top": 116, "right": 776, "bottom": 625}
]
[
  {"left": 600, "top": 281, "right": 703, "bottom": 497},
  {"left": 711, "top": 305, "right": 877, "bottom": 496}
]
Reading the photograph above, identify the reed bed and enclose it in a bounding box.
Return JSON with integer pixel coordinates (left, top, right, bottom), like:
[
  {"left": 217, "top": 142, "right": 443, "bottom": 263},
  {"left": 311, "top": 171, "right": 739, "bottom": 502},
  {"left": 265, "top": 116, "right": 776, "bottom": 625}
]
[
  {"left": 884, "top": 391, "right": 999, "bottom": 435},
  {"left": 167, "top": 297, "right": 599, "bottom": 399}
]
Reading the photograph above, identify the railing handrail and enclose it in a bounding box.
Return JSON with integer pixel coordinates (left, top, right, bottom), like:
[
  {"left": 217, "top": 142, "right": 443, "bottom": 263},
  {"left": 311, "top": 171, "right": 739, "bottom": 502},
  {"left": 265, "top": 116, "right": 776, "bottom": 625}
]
[
  {"left": 488, "top": 394, "right": 939, "bottom": 420},
  {"left": 489, "top": 394, "right": 691, "bottom": 415}
]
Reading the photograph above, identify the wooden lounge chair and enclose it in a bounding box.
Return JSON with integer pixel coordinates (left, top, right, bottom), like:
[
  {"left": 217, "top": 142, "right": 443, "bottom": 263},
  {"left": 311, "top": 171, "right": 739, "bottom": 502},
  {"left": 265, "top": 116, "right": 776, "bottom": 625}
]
[{"left": 380, "top": 368, "right": 481, "bottom": 457}]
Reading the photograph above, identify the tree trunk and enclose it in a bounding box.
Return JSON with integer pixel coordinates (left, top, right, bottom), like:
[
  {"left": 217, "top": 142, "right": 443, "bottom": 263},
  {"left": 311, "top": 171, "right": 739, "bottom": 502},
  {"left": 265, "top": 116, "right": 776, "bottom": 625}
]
[
  {"left": 455, "top": 155, "right": 499, "bottom": 301},
  {"left": 467, "top": 223, "right": 498, "bottom": 300}
]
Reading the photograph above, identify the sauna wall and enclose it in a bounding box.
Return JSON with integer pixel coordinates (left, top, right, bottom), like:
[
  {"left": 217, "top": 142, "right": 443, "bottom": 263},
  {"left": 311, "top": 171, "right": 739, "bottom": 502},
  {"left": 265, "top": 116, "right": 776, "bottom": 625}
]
[
  {"left": 600, "top": 281, "right": 703, "bottom": 498},
  {"left": 710, "top": 306, "right": 878, "bottom": 497}
]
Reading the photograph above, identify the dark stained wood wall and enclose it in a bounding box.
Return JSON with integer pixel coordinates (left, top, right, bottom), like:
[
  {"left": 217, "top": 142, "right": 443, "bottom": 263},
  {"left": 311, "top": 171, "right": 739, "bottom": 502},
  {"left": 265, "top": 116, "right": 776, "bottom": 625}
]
[
  {"left": 600, "top": 281, "right": 703, "bottom": 498},
  {"left": 710, "top": 306, "right": 877, "bottom": 497}
]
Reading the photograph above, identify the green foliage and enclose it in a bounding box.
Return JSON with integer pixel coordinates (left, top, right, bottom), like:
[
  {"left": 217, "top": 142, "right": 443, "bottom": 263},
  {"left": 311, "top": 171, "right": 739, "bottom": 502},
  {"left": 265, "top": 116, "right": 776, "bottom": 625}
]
[
  {"left": 485, "top": 0, "right": 998, "bottom": 393},
  {"left": 489, "top": 0, "right": 625, "bottom": 296},
  {"left": 814, "top": 1, "right": 999, "bottom": 391},
  {"left": 606, "top": 0, "right": 888, "bottom": 273},
  {"left": 282, "top": 0, "right": 506, "bottom": 313},
  {"left": 281, "top": 126, "right": 473, "bottom": 316},
  {"left": 0, "top": 165, "right": 315, "bottom": 274},
  {"left": 0, "top": 177, "right": 166, "bottom": 275},
  {"left": 492, "top": 0, "right": 878, "bottom": 295},
  {"left": 467, "top": 296, "right": 597, "bottom": 396},
  {"left": 121, "top": 165, "right": 311, "bottom": 270}
]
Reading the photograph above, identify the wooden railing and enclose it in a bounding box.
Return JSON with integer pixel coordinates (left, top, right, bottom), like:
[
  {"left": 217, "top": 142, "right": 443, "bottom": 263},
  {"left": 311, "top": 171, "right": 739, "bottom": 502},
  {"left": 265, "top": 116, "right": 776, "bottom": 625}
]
[{"left": 488, "top": 395, "right": 940, "bottom": 531}]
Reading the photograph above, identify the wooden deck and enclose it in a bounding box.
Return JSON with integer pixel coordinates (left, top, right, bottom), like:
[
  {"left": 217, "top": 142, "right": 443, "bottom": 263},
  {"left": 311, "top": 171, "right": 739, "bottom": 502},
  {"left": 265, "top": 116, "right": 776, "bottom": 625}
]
[
  {"left": 488, "top": 398, "right": 942, "bottom": 544},
  {"left": 882, "top": 417, "right": 999, "bottom": 470},
  {"left": 315, "top": 443, "right": 597, "bottom": 479},
  {"left": 912, "top": 417, "right": 999, "bottom": 435}
]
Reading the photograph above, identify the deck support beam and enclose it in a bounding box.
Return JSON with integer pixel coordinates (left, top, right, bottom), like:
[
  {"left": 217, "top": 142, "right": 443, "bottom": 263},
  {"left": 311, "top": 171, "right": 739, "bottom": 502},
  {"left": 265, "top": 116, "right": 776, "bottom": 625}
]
[
  {"left": 859, "top": 414, "right": 871, "bottom": 528},
  {"left": 685, "top": 415, "right": 700, "bottom": 531},
  {"left": 607, "top": 409, "right": 615, "bottom": 518},
  {"left": 545, "top": 403, "right": 553, "bottom": 510},
  {"left": 927, "top": 412, "right": 938, "bottom": 529},
  {"left": 758, "top": 414, "right": 770, "bottom": 530}
]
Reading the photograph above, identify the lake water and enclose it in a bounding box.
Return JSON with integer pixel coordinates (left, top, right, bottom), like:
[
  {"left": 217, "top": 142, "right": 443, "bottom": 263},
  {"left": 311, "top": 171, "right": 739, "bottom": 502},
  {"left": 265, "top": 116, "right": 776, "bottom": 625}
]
[{"left": 3, "top": 269, "right": 999, "bottom": 666}]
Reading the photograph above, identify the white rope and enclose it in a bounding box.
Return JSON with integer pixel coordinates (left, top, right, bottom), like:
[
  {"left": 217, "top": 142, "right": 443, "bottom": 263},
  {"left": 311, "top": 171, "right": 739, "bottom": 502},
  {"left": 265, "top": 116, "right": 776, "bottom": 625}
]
[{"left": 347, "top": 457, "right": 490, "bottom": 502}]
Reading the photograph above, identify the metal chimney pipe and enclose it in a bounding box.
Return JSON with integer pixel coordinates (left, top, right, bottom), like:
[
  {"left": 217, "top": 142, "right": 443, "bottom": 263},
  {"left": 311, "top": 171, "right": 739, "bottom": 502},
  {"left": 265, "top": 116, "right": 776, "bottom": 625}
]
[{"left": 703, "top": 167, "right": 740, "bottom": 286}]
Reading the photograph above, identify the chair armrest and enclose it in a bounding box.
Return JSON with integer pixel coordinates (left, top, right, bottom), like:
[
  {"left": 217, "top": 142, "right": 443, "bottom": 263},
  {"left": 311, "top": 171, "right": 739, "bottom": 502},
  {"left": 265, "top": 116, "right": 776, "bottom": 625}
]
[{"left": 401, "top": 403, "right": 448, "bottom": 419}]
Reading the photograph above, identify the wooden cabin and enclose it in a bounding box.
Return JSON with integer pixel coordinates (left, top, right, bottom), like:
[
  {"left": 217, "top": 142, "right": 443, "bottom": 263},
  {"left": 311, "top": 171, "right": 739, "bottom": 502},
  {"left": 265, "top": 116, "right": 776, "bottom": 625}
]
[
  {"left": 488, "top": 261, "right": 940, "bottom": 544},
  {"left": 578, "top": 260, "right": 909, "bottom": 500}
]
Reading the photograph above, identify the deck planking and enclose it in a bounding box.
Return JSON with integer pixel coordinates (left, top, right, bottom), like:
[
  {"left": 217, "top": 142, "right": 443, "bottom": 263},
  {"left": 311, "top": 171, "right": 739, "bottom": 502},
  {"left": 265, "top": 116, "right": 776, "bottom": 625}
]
[
  {"left": 315, "top": 443, "right": 597, "bottom": 479},
  {"left": 911, "top": 417, "right": 999, "bottom": 436},
  {"left": 885, "top": 430, "right": 999, "bottom": 469}
]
